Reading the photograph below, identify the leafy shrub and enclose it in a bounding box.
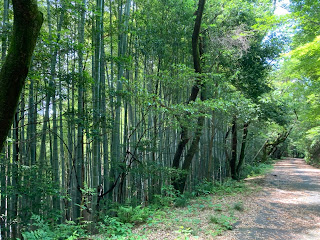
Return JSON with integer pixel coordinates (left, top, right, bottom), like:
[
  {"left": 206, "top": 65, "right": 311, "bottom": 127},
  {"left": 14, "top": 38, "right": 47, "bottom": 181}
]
[
  {"left": 98, "top": 215, "right": 133, "bottom": 237},
  {"left": 306, "top": 139, "right": 320, "bottom": 164},
  {"left": 241, "top": 162, "right": 273, "bottom": 178},
  {"left": 232, "top": 201, "right": 244, "bottom": 211},
  {"left": 175, "top": 225, "right": 193, "bottom": 236},
  {"left": 174, "top": 194, "right": 190, "bottom": 208},
  {"left": 213, "top": 204, "right": 223, "bottom": 212},
  {"left": 55, "top": 220, "right": 88, "bottom": 239},
  {"left": 20, "top": 215, "right": 88, "bottom": 240},
  {"left": 194, "top": 179, "right": 248, "bottom": 196},
  {"left": 20, "top": 214, "right": 55, "bottom": 240},
  {"left": 194, "top": 181, "right": 212, "bottom": 195},
  {"left": 153, "top": 185, "right": 179, "bottom": 207},
  {"left": 116, "top": 205, "right": 150, "bottom": 224},
  {"left": 209, "top": 214, "right": 235, "bottom": 230},
  {"left": 212, "top": 180, "right": 247, "bottom": 195}
]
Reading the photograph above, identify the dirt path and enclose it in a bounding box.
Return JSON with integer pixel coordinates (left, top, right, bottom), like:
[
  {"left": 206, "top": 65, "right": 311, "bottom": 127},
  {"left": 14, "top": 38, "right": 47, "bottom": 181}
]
[{"left": 220, "top": 158, "right": 320, "bottom": 240}]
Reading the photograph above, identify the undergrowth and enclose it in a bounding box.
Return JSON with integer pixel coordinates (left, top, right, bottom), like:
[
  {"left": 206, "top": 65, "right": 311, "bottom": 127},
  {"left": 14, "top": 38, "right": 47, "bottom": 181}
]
[
  {"left": 240, "top": 161, "right": 274, "bottom": 179},
  {"left": 19, "top": 215, "right": 88, "bottom": 240},
  {"left": 20, "top": 162, "right": 271, "bottom": 239}
]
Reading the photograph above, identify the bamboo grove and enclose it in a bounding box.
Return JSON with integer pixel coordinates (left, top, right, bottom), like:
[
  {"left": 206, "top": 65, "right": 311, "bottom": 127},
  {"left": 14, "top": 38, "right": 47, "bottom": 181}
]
[{"left": 0, "top": 0, "right": 293, "bottom": 238}]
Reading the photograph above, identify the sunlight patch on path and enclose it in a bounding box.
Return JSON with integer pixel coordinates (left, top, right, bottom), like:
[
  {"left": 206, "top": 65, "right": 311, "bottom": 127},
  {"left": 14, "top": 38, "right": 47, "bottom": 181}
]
[
  {"left": 272, "top": 189, "right": 320, "bottom": 205},
  {"left": 218, "top": 158, "right": 320, "bottom": 240}
]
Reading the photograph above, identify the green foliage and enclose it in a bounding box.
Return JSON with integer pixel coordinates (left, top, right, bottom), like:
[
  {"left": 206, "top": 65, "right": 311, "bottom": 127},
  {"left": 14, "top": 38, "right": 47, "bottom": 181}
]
[
  {"left": 22, "top": 213, "right": 146, "bottom": 240},
  {"left": 116, "top": 205, "right": 151, "bottom": 224},
  {"left": 290, "top": 0, "right": 320, "bottom": 44},
  {"left": 233, "top": 41, "right": 273, "bottom": 101},
  {"left": 259, "top": 101, "right": 290, "bottom": 127},
  {"left": 21, "top": 215, "right": 54, "bottom": 240},
  {"left": 213, "top": 180, "right": 248, "bottom": 195},
  {"left": 98, "top": 215, "right": 134, "bottom": 238},
  {"left": 241, "top": 162, "right": 273, "bottom": 179},
  {"left": 8, "top": 164, "right": 61, "bottom": 224},
  {"left": 209, "top": 214, "right": 235, "bottom": 231},
  {"left": 148, "top": 184, "right": 193, "bottom": 208},
  {"left": 20, "top": 215, "right": 88, "bottom": 240},
  {"left": 175, "top": 225, "right": 193, "bottom": 237},
  {"left": 194, "top": 180, "right": 216, "bottom": 195},
  {"left": 305, "top": 138, "right": 320, "bottom": 164},
  {"left": 174, "top": 194, "right": 191, "bottom": 208},
  {"left": 195, "top": 180, "right": 248, "bottom": 196},
  {"left": 153, "top": 185, "right": 180, "bottom": 207},
  {"left": 285, "top": 35, "right": 320, "bottom": 82},
  {"left": 273, "top": 0, "right": 320, "bottom": 163},
  {"left": 232, "top": 201, "right": 244, "bottom": 212}
]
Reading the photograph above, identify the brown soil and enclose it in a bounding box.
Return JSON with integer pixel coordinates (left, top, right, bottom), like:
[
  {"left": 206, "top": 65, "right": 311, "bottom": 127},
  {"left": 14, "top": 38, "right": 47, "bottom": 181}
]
[{"left": 218, "top": 158, "right": 320, "bottom": 240}]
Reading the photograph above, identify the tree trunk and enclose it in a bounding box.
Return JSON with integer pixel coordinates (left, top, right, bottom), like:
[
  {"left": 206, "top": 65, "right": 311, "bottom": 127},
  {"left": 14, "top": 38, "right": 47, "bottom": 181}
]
[
  {"left": 99, "top": 0, "right": 108, "bottom": 216},
  {"left": 262, "top": 129, "right": 291, "bottom": 162},
  {"left": 207, "top": 112, "right": 215, "bottom": 180},
  {"left": 230, "top": 116, "right": 237, "bottom": 180},
  {"left": 11, "top": 111, "right": 19, "bottom": 238},
  {"left": 92, "top": 0, "right": 102, "bottom": 221},
  {"left": 0, "top": 0, "right": 43, "bottom": 151},
  {"left": 236, "top": 122, "right": 249, "bottom": 177},
  {"left": 46, "top": 0, "right": 64, "bottom": 221},
  {"left": 59, "top": 56, "right": 66, "bottom": 221},
  {"left": 1, "top": 1, "right": 9, "bottom": 238},
  {"left": 76, "top": 0, "right": 86, "bottom": 222},
  {"left": 171, "top": 0, "right": 206, "bottom": 193},
  {"left": 0, "top": 150, "right": 6, "bottom": 239},
  {"left": 110, "top": 0, "right": 131, "bottom": 201},
  {"left": 175, "top": 115, "right": 205, "bottom": 193}
]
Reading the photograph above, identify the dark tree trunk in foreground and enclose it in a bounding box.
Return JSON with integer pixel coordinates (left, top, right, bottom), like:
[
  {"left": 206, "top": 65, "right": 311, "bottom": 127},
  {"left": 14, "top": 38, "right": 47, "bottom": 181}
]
[{"left": 0, "top": 0, "right": 43, "bottom": 151}]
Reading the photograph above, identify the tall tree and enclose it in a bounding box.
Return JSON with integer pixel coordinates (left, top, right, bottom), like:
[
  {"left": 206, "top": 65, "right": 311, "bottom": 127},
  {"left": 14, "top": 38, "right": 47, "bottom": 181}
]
[
  {"left": 171, "top": 0, "right": 206, "bottom": 193},
  {"left": 0, "top": 1, "right": 9, "bottom": 237}
]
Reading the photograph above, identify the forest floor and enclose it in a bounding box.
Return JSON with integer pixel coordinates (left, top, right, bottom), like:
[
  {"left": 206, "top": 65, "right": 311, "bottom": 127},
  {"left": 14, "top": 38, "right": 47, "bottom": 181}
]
[{"left": 134, "top": 158, "right": 320, "bottom": 239}]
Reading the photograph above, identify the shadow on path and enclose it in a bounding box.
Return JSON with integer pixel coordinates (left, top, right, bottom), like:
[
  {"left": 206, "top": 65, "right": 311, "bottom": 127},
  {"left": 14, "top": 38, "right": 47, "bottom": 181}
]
[{"left": 221, "top": 158, "right": 320, "bottom": 240}]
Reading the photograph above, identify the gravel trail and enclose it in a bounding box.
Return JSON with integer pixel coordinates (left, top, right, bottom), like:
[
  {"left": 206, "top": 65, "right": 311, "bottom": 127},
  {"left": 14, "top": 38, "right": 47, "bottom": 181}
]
[{"left": 220, "top": 158, "right": 320, "bottom": 240}]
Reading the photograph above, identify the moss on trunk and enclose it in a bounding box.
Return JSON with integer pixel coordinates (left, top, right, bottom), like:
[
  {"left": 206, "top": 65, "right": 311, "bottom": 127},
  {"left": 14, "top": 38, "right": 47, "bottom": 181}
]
[{"left": 0, "top": 0, "right": 43, "bottom": 150}]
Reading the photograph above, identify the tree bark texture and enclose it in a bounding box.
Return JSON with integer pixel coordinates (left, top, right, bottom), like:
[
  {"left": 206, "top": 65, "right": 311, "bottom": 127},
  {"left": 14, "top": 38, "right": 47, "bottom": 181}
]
[{"left": 0, "top": 0, "right": 43, "bottom": 151}]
